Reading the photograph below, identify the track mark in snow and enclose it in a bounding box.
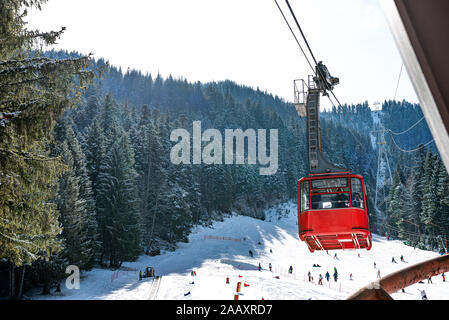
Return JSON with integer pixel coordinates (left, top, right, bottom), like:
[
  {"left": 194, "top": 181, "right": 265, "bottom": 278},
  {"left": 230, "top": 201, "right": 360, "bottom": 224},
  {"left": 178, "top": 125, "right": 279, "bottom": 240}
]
[{"left": 148, "top": 276, "right": 161, "bottom": 300}]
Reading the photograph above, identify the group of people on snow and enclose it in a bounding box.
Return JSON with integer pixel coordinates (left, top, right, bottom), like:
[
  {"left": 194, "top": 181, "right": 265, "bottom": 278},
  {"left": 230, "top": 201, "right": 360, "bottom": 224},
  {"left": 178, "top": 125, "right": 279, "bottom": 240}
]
[
  {"left": 247, "top": 245, "right": 443, "bottom": 300},
  {"left": 307, "top": 267, "right": 338, "bottom": 285}
]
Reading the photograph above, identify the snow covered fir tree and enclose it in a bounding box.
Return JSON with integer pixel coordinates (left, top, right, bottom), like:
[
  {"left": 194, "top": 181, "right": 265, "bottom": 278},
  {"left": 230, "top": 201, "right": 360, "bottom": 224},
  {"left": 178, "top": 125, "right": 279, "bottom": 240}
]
[
  {"left": 0, "top": 0, "right": 94, "bottom": 298},
  {"left": 1, "top": 0, "right": 449, "bottom": 300}
]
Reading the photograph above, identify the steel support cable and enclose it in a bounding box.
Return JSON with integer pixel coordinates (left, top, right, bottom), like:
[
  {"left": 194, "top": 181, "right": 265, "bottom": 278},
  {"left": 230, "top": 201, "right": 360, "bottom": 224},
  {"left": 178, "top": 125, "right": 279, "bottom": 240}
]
[
  {"left": 279, "top": 0, "right": 366, "bottom": 150},
  {"left": 376, "top": 64, "right": 426, "bottom": 137},
  {"left": 386, "top": 116, "right": 425, "bottom": 135},
  {"left": 327, "top": 91, "right": 366, "bottom": 145},
  {"left": 380, "top": 61, "right": 430, "bottom": 147},
  {"left": 283, "top": 0, "right": 347, "bottom": 103},
  {"left": 378, "top": 223, "right": 419, "bottom": 237},
  {"left": 284, "top": 0, "right": 319, "bottom": 66},
  {"left": 386, "top": 120, "right": 434, "bottom": 162},
  {"left": 377, "top": 222, "right": 443, "bottom": 243},
  {"left": 385, "top": 141, "right": 414, "bottom": 170},
  {"left": 384, "top": 60, "right": 427, "bottom": 145},
  {"left": 377, "top": 223, "right": 433, "bottom": 242},
  {"left": 373, "top": 115, "right": 428, "bottom": 152},
  {"left": 389, "top": 133, "right": 434, "bottom": 153},
  {"left": 377, "top": 219, "right": 447, "bottom": 243},
  {"left": 283, "top": 0, "right": 332, "bottom": 94},
  {"left": 274, "top": 0, "right": 315, "bottom": 74},
  {"left": 324, "top": 94, "right": 366, "bottom": 148}
]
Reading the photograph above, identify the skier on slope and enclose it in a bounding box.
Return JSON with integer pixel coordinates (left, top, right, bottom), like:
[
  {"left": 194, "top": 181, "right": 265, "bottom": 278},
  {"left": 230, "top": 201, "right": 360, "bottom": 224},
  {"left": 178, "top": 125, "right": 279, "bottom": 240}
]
[
  {"left": 289, "top": 265, "right": 293, "bottom": 274},
  {"left": 318, "top": 274, "right": 323, "bottom": 285},
  {"left": 418, "top": 289, "right": 428, "bottom": 300},
  {"left": 333, "top": 271, "right": 338, "bottom": 282},
  {"left": 269, "top": 263, "right": 272, "bottom": 272},
  {"left": 325, "top": 271, "right": 330, "bottom": 282}
]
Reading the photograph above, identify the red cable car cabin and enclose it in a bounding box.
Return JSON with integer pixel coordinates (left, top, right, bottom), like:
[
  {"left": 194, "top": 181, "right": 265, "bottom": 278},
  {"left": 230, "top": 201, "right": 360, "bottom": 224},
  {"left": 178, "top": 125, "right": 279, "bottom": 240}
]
[{"left": 298, "top": 173, "right": 372, "bottom": 252}]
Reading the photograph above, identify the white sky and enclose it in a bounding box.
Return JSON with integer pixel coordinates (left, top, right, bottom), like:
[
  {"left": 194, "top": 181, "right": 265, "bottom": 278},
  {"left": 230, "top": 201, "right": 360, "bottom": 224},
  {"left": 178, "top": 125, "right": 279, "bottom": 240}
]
[{"left": 25, "top": 0, "right": 419, "bottom": 109}]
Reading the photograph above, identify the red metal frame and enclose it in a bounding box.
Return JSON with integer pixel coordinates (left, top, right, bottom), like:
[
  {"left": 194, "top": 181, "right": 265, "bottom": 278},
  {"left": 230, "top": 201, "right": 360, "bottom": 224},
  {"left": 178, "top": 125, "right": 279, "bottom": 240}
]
[{"left": 298, "top": 173, "right": 372, "bottom": 252}]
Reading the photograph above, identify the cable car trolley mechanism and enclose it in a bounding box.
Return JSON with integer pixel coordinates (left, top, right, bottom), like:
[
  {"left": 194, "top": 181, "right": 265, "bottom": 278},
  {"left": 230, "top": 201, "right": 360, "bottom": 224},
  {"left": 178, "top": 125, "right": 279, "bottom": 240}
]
[{"left": 294, "top": 63, "right": 372, "bottom": 252}]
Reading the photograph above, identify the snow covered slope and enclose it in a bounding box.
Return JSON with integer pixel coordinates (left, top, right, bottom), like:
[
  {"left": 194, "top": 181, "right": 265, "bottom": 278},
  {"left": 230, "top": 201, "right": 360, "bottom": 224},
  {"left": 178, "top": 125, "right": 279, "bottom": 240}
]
[{"left": 31, "top": 202, "right": 448, "bottom": 300}]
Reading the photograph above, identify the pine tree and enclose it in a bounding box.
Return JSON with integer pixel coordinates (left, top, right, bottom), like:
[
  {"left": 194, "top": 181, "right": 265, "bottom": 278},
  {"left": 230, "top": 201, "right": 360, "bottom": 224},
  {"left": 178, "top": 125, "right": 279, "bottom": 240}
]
[
  {"left": 0, "top": 0, "right": 94, "bottom": 298},
  {"left": 82, "top": 117, "right": 107, "bottom": 202},
  {"left": 435, "top": 156, "right": 449, "bottom": 252},
  {"left": 410, "top": 147, "right": 427, "bottom": 232},
  {"left": 401, "top": 171, "right": 419, "bottom": 245},
  {"left": 95, "top": 96, "right": 141, "bottom": 267},
  {"left": 54, "top": 120, "right": 99, "bottom": 269},
  {"left": 72, "top": 85, "right": 102, "bottom": 133},
  {"left": 386, "top": 164, "right": 405, "bottom": 238},
  {"left": 421, "top": 151, "right": 440, "bottom": 249},
  {"left": 56, "top": 141, "right": 89, "bottom": 268},
  {"left": 96, "top": 131, "right": 141, "bottom": 267},
  {"left": 133, "top": 107, "right": 168, "bottom": 252}
]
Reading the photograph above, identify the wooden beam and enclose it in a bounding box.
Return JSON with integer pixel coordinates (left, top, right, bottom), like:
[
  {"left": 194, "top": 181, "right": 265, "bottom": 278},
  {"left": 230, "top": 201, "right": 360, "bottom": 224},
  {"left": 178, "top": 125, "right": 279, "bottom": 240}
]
[{"left": 347, "top": 254, "right": 449, "bottom": 299}]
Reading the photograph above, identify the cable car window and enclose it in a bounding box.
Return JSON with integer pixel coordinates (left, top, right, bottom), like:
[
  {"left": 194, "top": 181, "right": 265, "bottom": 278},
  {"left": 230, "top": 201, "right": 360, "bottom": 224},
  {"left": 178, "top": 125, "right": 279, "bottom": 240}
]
[
  {"left": 351, "top": 178, "right": 364, "bottom": 209},
  {"left": 310, "top": 177, "right": 350, "bottom": 209},
  {"left": 311, "top": 192, "right": 349, "bottom": 209},
  {"left": 311, "top": 178, "right": 348, "bottom": 191},
  {"left": 311, "top": 193, "right": 321, "bottom": 209},
  {"left": 300, "top": 181, "right": 310, "bottom": 212},
  {"left": 333, "top": 189, "right": 350, "bottom": 208}
]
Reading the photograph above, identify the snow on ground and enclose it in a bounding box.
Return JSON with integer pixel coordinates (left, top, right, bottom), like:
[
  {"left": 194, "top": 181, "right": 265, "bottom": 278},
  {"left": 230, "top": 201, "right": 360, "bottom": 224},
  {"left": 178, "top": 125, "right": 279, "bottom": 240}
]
[{"left": 30, "top": 202, "right": 448, "bottom": 300}]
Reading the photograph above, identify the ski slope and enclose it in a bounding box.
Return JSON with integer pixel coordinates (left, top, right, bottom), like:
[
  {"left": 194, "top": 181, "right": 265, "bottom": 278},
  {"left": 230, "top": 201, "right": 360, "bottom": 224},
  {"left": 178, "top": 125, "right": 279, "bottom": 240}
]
[{"left": 30, "top": 202, "right": 448, "bottom": 300}]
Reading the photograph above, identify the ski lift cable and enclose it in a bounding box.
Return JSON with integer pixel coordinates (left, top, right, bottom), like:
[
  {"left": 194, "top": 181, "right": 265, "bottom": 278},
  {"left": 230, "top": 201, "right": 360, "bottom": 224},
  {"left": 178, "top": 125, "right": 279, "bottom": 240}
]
[
  {"left": 287, "top": 0, "right": 366, "bottom": 148},
  {"left": 385, "top": 139, "right": 419, "bottom": 171},
  {"left": 380, "top": 221, "right": 445, "bottom": 239},
  {"left": 386, "top": 116, "right": 426, "bottom": 136},
  {"left": 380, "top": 224, "right": 420, "bottom": 238},
  {"left": 377, "top": 222, "right": 443, "bottom": 242},
  {"left": 279, "top": 0, "right": 366, "bottom": 149},
  {"left": 274, "top": 0, "right": 316, "bottom": 75},
  {"left": 283, "top": 0, "right": 432, "bottom": 156},
  {"left": 381, "top": 62, "right": 426, "bottom": 136},
  {"left": 282, "top": 0, "right": 338, "bottom": 96},
  {"left": 324, "top": 94, "right": 366, "bottom": 148},
  {"left": 388, "top": 133, "right": 434, "bottom": 153},
  {"left": 382, "top": 114, "right": 433, "bottom": 154},
  {"left": 379, "top": 224, "right": 414, "bottom": 238},
  {"left": 284, "top": 0, "right": 319, "bottom": 67},
  {"left": 385, "top": 62, "right": 427, "bottom": 136}
]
